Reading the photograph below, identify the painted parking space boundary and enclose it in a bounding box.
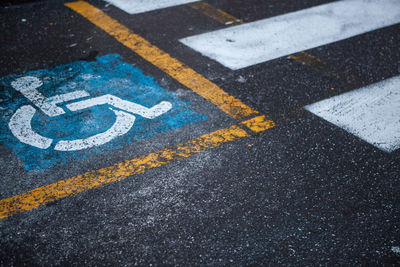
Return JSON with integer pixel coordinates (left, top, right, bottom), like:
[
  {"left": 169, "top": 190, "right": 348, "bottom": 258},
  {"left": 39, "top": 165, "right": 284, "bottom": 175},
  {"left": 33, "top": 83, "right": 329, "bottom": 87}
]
[
  {"left": 0, "top": 1, "right": 275, "bottom": 218},
  {"left": 0, "top": 117, "right": 274, "bottom": 219},
  {"left": 180, "top": 0, "right": 400, "bottom": 70},
  {"left": 66, "top": 1, "right": 257, "bottom": 120}
]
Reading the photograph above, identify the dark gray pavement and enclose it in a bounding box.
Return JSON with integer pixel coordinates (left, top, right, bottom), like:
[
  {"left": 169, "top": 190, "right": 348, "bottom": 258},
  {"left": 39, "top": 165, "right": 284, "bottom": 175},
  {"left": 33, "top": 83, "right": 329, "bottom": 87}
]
[{"left": 0, "top": 0, "right": 399, "bottom": 265}]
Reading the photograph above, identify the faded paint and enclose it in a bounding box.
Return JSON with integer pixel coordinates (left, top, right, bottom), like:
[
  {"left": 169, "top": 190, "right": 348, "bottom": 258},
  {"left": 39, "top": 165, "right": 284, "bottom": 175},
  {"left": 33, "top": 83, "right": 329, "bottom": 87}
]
[
  {"left": 180, "top": 0, "right": 400, "bottom": 70},
  {"left": 305, "top": 75, "right": 400, "bottom": 152},
  {"left": 241, "top": 115, "right": 275, "bottom": 133},
  {"left": 289, "top": 52, "right": 363, "bottom": 87},
  {"left": 0, "top": 54, "right": 206, "bottom": 171},
  {"left": 0, "top": 124, "right": 249, "bottom": 219},
  {"left": 66, "top": 1, "right": 258, "bottom": 120},
  {"left": 188, "top": 2, "right": 243, "bottom": 26},
  {"left": 53, "top": 108, "right": 136, "bottom": 151},
  {"left": 289, "top": 52, "right": 327, "bottom": 73},
  {"left": 9, "top": 76, "right": 173, "bottom": 151},
  {"left": 0, "top": 1, "right": 279, "bottom": 219},
  {"left": 186, "top": 3, "right": 336, "bottom": 85}
]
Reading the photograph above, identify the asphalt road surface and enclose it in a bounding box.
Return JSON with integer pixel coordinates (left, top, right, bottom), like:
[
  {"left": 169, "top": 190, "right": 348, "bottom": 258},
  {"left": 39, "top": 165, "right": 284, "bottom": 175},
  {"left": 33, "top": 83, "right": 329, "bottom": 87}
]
[{"left": 0, "top": 0, "right": 399, "bottom": 265}]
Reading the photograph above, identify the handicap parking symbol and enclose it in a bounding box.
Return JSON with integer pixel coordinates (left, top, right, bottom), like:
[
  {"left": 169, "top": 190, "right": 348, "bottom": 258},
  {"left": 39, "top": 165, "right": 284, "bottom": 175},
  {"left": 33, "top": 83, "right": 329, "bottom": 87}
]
[{"left": 0, "top": 54, "right": 206, "bottom": 171}]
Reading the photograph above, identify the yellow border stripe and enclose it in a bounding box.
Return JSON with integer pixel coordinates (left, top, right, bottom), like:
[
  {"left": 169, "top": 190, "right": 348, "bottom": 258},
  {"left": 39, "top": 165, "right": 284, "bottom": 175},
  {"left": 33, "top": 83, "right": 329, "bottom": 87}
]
[
  {"left": 0, "top": 1, "right": 277, "bottom": 219},
  {"left": 188, "top": 2, "right": 243, "bottom": 26},
  {"left": 0, "top": 125, "right": 249, "bottom": 218},
  {"left": 289, "top": 51, "right": 364, "bottom": 88},
  {"left": 241, "top": 115, "right": 275, "bottom": 133},
  {"left": 65, "top": 1, "right": 257, "bottom": 120},
  {"left": 289, "top": 51, "right": 327, "bottom": 73}
]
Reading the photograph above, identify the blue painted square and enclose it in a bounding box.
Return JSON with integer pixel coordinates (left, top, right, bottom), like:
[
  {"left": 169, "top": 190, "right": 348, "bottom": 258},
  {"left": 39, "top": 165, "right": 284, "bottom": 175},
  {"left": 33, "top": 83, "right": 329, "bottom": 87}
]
[{"left": 0, "top": 54, "right": 207, "bottom": 171}]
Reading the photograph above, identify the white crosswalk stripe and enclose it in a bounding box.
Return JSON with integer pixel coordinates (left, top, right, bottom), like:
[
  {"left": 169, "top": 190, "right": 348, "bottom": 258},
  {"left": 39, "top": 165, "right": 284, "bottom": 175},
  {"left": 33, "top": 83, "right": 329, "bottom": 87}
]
[
  {"left": 180, "top": 0, "right": 400, "bottom": 70},
  {"left": 305, "top": 75, "right": 400, "bottom": 152},
  {"left": 104, "top": 0, "right": 400, "bottom": 152},
  {"left": 105, "top": 0, "right": 197, "bottom": 15}
]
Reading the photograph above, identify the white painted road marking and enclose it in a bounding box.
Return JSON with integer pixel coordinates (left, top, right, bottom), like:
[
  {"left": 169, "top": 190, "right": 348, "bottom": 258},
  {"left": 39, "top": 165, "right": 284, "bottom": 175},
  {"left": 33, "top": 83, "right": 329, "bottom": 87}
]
[
  {"left": 105, "top": 0, "right": 197, "bottom": 15},
  {"left": 180, "top": 0, "right": 400, "bottom": 70},
  {"left": 392, "top": 246, "right": 400, "bottom": 254},
  {"left": 66, "top": 94, "right": 172, "bottom": 120},
  {"left": 305, "top": 75, "right": 400, "bottom": 152},
  {"left": 54, "top": 108, "right": 136, "bottom": 151},
  {"left": 9, "top": 76, "right": 172, "bottom": 151},
  {"left": 11, "top": 76, "right": 83, "bottom": 117},
  {"left": 11, "top": 76, "right": 90, "bottom": 117},
  {"left": 9, "top": 105, "right": 53, "bottom": 149}
]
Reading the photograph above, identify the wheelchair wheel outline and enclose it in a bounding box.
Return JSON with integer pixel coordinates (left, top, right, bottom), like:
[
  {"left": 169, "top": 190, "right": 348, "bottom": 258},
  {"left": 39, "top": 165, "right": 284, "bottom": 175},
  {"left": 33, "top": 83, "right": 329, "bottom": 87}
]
[
  {"left": 9, "top": 104, "right": 136, "bottom": 151},
  {"left": 8, "top": 76, "right": 172, "bottom": 151}
]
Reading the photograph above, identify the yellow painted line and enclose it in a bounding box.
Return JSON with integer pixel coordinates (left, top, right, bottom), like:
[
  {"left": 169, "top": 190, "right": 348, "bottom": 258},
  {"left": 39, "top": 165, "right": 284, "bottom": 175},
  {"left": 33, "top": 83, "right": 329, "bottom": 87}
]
[
  {"left": 186, "top": 1, "right": 362, "bottom": 91},
  {"left": 289, "top": 52, "right": 364, "bottom": 88},
  {"left": 241, "top": 115, "right": 275, "bottom": 133},
  {"left": 188, "top": 1, "right": 243, "bottom": 26},
  {"left": 0, "top": 1, "right": 277, "bottom": 219},
  {"left": 185, "top": 2, "right": 332, "bottom": 79},
  {"left": 186, "top": 1, "right": 356, "bottom": 88},
  {"left": 0, "top": 125, "right": 251, "bottom": 219},
  {"left": 65, "top": 1, "right": 257, "bottom": 120},
  {"left": 289, "top": 51, "right": 327, "bottom": 73}
]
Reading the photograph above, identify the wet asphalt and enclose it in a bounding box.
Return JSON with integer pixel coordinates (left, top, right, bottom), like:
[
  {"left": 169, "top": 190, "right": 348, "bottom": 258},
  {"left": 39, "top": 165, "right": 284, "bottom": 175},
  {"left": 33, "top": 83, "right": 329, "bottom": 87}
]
[{"left": 0, "top": 0, "right": 399, "bottom": 265}]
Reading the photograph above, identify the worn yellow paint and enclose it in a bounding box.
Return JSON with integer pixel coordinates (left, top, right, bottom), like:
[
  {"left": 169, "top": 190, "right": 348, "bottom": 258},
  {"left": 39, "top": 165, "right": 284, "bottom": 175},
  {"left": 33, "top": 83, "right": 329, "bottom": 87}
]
[
  {"left": 289, "top": 52, "right": 364, "bottom": 88},
  {"left": 185, "top": 2, "right": 336, "bottom": 85},
  {"left": 185, "top": 2, "right": 329, "bottom": 82},
  {"left": 289, "top": 51, "right": 327, "bottom": 73},
  {"left": 65, "top": 1, "right": 256, "bottom": 119},
  {"left": 0, "top": 1, "right": 278, "bottom": 219},
  {"left": 0, "top": 125, "right": 250, "bottom": 219},
  {"left": 188, "top": 1, "right": 243, "bottom": 26},
  {"left": 241, "top": 115, "right": 275, "bottom": 133},
  {"left": 185, "top": 2, "right": 341, "bottom": 85}
]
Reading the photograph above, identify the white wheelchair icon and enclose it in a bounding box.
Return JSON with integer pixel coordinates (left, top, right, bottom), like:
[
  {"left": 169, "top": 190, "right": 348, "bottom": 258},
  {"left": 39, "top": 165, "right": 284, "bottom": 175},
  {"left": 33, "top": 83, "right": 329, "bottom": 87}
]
[{"left": 9, "top": 76, "right": 172, "bottom": 151}]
